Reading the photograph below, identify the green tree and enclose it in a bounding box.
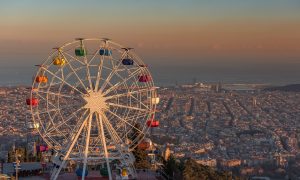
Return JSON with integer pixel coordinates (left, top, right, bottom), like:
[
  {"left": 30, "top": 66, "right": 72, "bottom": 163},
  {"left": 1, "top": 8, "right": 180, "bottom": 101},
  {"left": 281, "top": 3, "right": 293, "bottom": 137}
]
[
  {"left": 7, "top": 148, "right": 26, "bottom": 163},
  {"left": 163, "top": 155, "right": 184, "bottom": 179},
  {"left": 132, "top": 148, "right": 151, "bottom": 169},
  {"left": 183, "top": 158, "right": 238, "bottom": 180},
  {"left": 129, "top": 123, "right": 144, "bottom": 149}
]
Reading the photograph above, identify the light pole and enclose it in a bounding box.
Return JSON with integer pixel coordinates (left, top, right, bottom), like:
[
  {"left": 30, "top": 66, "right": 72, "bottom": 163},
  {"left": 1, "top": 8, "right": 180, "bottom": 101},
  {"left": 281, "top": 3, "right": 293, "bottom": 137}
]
[{"left": 14, "top": 150, "right": 21, "bottom": 180}]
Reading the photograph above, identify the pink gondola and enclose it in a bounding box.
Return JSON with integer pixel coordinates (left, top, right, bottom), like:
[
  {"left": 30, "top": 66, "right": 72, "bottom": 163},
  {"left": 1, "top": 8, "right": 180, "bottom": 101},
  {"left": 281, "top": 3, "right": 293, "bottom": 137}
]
[{"left": 138, "top": 75, "right": 151, "bottom": 82}]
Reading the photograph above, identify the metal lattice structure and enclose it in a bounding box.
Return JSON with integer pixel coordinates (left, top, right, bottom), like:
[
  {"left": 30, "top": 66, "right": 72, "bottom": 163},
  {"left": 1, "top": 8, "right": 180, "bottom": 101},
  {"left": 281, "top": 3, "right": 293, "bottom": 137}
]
[{"left": 28, "top": 38, "right": 158, "bottom": 180}]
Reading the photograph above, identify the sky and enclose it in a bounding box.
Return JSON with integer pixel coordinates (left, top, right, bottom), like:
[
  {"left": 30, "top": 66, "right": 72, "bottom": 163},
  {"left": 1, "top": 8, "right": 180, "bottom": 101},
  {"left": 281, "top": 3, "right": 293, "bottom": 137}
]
[{"left": 0, "top": 0, "right": 300, "bottom": 85}]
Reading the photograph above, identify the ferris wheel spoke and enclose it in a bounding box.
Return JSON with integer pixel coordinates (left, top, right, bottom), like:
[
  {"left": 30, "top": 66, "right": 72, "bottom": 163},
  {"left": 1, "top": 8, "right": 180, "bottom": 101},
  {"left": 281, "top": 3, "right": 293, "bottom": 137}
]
[
  {"left": 84, "top": 57, "right": 94, "bottom": 90},
  {"left": 99, "top": 62, "right": 122, "bottom": 92},
  {"left": 78, "top": 41, "right": 94, "bottom": 90},
  {"left": 94, "top": 57, "right": 104, "bottom": 92},
  {"left": 33, "top": 108, "right": 60, "bottom": 116},
  {"left": 123, "top": 113, "right": 147, "bottom": 123},
  {"left": 57, "top": 102, "right": 81, "bottom": 110},
  {"left": 105, "top": 88, "right": 151, "bottom": 100},
  {"left": 106, "top": 110, "right": 143, "bottom": 134},
  {"left": 94, "top": 114, "right": 105, "bottom": 147},
  {"left": 108, "top": 102, "right": 151, "bottom": 112},
  {"left": 46, "top": 107, "right": 86, "bottom": 133},
  {"left": 99, "top": 52, "right": 127, "bottom": 92},
  {"left": 101, "top": 113, "right": 123, "bottom": 144},
  {"left": 87, "top": 49, "right": 99, "bottom": 65},
  {"left": 89, "top": 48, "right": 103, "bottom": 92},
  {"left": 63, "top": 51, "right": 86, "bottom": 66},
  {"left": 35, "top": 102, "right": 80, "bottom": 117},
  {"left": 45, "top": 111, "right": 70, "bottom": 144},
  {"left": 108, "top": 90, "right": 149, "bottom": 109},
  {"left": 35, "top": 93, "right": 57, "bottom": 109},
  {"left": 101, "top": 114, "right": 133, "bottom": 168},
  {"left": 82, "top": 113, "right": 93, "bottom": 180},
  {"left": 96, "top": 113, "right": 113, "bottom": 179},
  {"left": 35, "top": 89, "right": 75, "bottom": 99},
  {"left": 102, "top": 68, "right": 143, "bottom": 96},
  {"left": 41, "top": 66, "right": 86, "bottom": 95},
  {"left": 51, "top": 113, "right": 89, "bottom": 180},
  {"left": 128, "top": 93, "right": 152, "bottom": 110},
  {"left": 60, "top": 51, "right": 89, "bottom": 93}
]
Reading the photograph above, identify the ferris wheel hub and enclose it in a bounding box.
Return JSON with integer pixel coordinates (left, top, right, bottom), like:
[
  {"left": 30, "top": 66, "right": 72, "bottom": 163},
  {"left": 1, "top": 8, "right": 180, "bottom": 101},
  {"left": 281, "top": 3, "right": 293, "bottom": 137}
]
[{"left": 83, "top": 91, "right": 108, "bottom": 113}]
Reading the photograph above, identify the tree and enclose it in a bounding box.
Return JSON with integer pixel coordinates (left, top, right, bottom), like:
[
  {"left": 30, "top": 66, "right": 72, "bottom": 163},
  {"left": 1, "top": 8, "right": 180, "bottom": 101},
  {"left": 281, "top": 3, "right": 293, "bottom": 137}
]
[
  {"left": 183, "top": 158, "right": 238, "bottom": 180},
  {"left": 129, "top": 123, "right": 144, "bottom": 149},
  {"left": 164, "top": 155, "right": 177, "bottom": 177},
  {"left": 132, "top": 148, "right": 151, "bottom": 169},
  {"left": 7, "top": 148, "right": 26, "bottom": 163}
]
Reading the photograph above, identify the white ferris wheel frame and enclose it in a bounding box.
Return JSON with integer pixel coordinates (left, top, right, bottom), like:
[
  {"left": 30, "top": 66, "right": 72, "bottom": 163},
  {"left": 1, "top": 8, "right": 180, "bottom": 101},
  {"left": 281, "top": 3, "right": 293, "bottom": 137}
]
[{"left": 29, "top": 38, "right": 158, "bottom": 180}]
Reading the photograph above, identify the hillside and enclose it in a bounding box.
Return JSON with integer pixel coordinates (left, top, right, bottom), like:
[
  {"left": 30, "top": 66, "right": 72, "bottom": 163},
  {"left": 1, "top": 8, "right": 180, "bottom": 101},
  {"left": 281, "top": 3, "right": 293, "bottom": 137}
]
[{"left": 264, "top": 84, "right": 300, "bottom": 92}]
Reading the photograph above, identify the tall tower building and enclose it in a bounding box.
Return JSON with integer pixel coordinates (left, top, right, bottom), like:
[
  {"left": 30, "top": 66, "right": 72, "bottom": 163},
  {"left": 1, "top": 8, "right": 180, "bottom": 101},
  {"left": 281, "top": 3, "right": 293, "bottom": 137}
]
[
  {"left": 252, "top": 97, "right": 257, "bottom": 107},
  {"left": 163, "top": 144, "right": 171, "bottom": 161}
]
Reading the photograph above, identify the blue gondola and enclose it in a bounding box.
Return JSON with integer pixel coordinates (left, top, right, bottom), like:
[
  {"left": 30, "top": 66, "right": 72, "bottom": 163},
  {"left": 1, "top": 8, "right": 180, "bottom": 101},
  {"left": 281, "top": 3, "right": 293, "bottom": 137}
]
[
  {"left": 122, "top": 58, "right": 134, "bottom": 65},
  {"left": 76, "top": 168, "right": 88, "bottom": 177},
  {"left": 99, "top": 49, "right": 112, "bottom": 56}
]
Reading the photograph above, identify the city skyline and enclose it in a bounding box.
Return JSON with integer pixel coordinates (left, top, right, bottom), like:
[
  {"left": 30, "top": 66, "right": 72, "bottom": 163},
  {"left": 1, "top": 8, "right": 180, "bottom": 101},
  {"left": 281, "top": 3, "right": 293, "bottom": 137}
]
[{"left": 0, "top": 1, "right": 299, "bottom": 179}]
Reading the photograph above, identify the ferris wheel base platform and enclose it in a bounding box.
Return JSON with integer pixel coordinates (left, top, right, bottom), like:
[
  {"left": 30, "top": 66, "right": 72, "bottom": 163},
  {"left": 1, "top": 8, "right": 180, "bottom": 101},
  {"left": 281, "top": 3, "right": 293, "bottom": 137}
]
[{"left": 32, "top": 170, "right": 159, "bottom": 180}]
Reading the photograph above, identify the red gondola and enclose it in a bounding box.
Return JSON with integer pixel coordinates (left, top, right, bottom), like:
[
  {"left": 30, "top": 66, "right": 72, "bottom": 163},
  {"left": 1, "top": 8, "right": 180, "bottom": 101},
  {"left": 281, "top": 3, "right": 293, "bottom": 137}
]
[
  {"left": 146, "top": 120, "right": 159, "bottom": 127},
  {"left": 26, "top": 98, "right": 38, "bottom": 106},
  {"left": 138, "top": 75, "right": 151, "bottom": 82},
  {"left": 36, "top": 145, "right": 49, "bottom": 152}
]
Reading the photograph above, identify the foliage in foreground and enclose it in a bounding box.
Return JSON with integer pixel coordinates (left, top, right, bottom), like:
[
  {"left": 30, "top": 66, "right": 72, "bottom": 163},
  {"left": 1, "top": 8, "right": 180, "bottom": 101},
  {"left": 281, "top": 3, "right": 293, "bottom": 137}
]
[
  {"left": 163, "top": 156, "right": 242, "bottom": 180},
  {"left": 132, "top": 148, "right": 151, "bottom": 169},
  {"left": 183, "top": 158, "right": 235, "bottom": 180}
]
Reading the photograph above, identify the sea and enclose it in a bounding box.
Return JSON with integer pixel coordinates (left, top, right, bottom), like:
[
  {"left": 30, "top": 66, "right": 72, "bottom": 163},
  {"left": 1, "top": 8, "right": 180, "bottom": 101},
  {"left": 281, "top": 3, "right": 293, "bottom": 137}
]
[{"left": 0, "top": 62, "right": 299, "bottom": 87}]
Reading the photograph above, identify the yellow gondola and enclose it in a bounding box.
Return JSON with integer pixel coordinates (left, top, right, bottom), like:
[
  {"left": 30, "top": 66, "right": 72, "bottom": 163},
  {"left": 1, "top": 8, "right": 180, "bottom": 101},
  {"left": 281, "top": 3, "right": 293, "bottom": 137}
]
[{"left": 53, "top": 57, "right": 66, "bottom": 66}]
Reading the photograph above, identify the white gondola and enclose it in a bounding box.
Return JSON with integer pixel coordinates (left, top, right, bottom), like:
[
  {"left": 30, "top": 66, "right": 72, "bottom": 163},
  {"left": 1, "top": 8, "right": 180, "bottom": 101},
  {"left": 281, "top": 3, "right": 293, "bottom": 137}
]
[
  {"left": 27, "top": 122, "right": 40, "bottom": 129},
  {"left": 151, "top": 97, "right": 160, "bottom": 105}
]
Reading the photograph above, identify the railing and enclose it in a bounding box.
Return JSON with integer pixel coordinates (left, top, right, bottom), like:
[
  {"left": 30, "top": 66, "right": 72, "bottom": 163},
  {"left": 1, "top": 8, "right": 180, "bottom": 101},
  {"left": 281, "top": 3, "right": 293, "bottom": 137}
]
[{"left": 135, "top": 168, "right": 171, "bottom": 180}]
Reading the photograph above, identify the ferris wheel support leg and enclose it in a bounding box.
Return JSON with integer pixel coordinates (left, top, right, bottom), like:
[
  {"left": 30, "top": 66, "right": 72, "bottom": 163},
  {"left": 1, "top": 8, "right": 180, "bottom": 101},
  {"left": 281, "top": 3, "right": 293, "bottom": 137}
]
[
  {"left": 98, "top": 113, "right": 112, "bottom": 180},
  {"left": 102, "top": 114, "right": 137, "bottom": 179},
  {"left": 82, "top": 113, "right": 93, "bottom": 180},
  {"left": 51, "top": 116, "right": 88, "bottom": 180}
]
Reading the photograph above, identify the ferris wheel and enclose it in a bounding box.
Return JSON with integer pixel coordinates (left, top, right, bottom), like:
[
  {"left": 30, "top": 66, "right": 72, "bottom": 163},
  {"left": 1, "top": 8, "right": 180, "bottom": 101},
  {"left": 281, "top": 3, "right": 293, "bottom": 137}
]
[{"left": 26, "top": 38, "right": 160, "bottom": 180}]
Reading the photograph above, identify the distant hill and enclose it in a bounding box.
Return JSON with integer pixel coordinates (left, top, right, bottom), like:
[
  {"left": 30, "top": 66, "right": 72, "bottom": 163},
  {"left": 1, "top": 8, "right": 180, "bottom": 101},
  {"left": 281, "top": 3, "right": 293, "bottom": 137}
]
[{"left": 264, "top": 84, "right": 300, "bottom": 92}]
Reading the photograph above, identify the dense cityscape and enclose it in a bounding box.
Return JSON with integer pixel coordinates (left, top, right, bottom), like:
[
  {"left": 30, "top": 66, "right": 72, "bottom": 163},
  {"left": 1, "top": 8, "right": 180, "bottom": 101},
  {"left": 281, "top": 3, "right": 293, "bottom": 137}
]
[
  {"left": 154, "top": 83, "right": 300, "bottom": 178},
  {"left": 2, "top": 0, "right": 300, "bottom": 179},
  {"left": 0, "top": 83, "right": 299, "bottom": 179}
]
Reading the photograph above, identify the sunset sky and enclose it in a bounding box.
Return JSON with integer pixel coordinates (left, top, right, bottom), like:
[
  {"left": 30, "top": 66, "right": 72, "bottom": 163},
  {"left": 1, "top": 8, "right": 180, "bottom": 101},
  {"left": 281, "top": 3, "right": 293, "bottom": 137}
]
[{"left": 0, "top": 0, "right": 300, "bottom": 85}]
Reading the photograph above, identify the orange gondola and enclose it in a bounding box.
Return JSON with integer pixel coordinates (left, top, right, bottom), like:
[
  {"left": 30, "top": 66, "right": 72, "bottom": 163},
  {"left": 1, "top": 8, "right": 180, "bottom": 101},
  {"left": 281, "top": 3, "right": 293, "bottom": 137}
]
[
  {"left": 138, "top": 138, "right": 152, "bottom": 150},
  {"left": 35, "top": 76, "right": 48, "bottom": 83}
]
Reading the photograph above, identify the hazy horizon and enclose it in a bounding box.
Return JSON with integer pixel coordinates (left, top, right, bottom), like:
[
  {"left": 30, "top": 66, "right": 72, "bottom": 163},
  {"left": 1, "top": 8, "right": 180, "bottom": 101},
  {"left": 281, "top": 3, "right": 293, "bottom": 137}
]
[
  {"left": 1, "top": 60, "right": 299, "bottom": 87},
  {"left": 1, "top": 0, "right": 299, "bottom": 86}
]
